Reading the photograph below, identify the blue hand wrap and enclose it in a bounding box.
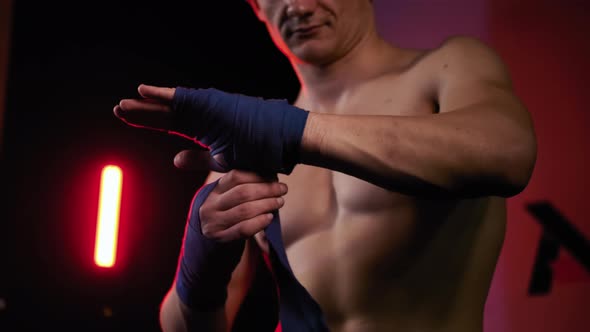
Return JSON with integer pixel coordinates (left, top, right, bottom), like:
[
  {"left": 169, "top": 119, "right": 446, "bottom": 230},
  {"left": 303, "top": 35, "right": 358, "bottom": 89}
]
[
  {"left": 171, "top": 87, "right": 309, "bottom": 174},
  {"left": 266, "top": 213, "right": 329, "bottom": 331},
  {"left": 175, "top": 179, "right": 329, "bottom": 329},
  {"left": 175, "top": 180, "right": 245, "bottom": 311}
]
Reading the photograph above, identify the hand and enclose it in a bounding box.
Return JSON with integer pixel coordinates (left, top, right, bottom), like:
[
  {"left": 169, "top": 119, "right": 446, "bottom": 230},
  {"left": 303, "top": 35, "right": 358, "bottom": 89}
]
[
  {"left": 114, "top": 84, "right": 309, "bottom": 174},
  {"left": 114, "top": 84, "right": 229, "bottom": 171},
  {"left": 199, "top": 169, "right": 288, "bottom": 242}
]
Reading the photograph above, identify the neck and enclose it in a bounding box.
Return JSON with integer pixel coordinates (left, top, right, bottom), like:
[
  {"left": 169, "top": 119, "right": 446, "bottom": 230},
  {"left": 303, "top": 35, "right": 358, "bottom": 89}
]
[{"left": 290, "top": 28, "right": 399, "bottom": 108}]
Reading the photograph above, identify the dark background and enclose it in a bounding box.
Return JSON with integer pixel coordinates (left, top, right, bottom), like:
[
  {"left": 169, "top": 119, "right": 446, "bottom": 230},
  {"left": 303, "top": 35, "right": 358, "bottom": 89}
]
[
  {"left": 3, "top": 0, "right": 590, "bottom": 331},
  {"left": 1, "top": 1, "right": 297, "bottom": 330}
]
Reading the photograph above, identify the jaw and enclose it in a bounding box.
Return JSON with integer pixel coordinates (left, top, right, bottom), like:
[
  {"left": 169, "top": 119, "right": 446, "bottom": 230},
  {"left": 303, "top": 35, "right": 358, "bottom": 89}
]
[{"left": 288, "top": 41, "right": 341, "bottom": 66}]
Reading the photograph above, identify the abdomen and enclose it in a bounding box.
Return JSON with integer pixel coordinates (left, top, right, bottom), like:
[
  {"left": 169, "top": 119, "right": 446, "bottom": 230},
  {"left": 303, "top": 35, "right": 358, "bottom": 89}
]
[{"left": 286, "top": 196, "right": 506, "bottom": 331}]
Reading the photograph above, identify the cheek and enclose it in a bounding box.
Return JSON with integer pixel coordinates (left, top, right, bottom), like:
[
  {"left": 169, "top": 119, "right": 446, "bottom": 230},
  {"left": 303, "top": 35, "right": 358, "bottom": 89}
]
[
  {"left": 335, "top": 17, "right": 364, "bottom": 46},
  {"left": 258, "top": 1, "right": 281, "bottom": 21}
]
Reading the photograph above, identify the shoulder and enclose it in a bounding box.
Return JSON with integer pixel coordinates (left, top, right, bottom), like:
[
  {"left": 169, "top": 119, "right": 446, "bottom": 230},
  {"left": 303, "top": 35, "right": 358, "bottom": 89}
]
[
  {"left": 404, "top": 36, "right": 512, "bottom": 93},
  {"left": 392, "top": 36, "right": 496, "bottom": 67},
  {"left": 437, "top": 35, "right": 496, "bottom": 55},
  {"left": 426, "top": 35, "right": 513, "bottom": 86},
  {"left": 387, "top": 36, "right": 507, "bottom": 83}
]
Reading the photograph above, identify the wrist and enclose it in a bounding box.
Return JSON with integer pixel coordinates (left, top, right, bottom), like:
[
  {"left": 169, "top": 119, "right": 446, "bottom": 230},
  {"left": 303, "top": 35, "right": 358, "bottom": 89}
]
[{"left": 300, "top": 112, "right": 326, "bottom": 165}]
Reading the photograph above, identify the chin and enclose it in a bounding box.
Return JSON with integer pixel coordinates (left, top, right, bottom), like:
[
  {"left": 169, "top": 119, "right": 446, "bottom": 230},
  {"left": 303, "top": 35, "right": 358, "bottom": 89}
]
[{"left": 289, "top": 41, "right": 339, "bottom": 66}]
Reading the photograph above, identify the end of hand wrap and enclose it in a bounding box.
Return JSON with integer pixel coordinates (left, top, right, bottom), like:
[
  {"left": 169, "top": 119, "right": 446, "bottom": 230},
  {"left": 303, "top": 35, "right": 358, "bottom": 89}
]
[{"left": 175, "top": 180, "right": 245, "bottom": 311}]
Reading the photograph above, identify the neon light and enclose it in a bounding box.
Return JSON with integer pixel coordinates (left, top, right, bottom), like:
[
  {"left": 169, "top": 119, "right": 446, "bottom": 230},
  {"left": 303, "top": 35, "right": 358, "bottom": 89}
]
[{"left": 94, "top": 165, "right": 122, "bottom": 268}]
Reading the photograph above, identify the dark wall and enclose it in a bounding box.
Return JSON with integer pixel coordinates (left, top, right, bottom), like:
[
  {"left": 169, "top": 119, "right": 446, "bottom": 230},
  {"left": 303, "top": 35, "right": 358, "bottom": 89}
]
[
  {"left": 487, "top": 1, "right": 590, "bottom": 331},
  {"left": 4, "top": 1, "right": 589, "bottom": 331},
  {"left": 0, "top": 0, "right": 12, "bottom": 153},
  {"left": 2, "top": 1, "right": 298, "bottom": 331}
]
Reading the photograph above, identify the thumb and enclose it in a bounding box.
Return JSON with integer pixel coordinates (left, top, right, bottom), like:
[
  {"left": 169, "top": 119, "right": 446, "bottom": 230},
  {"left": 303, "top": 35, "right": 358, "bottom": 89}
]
[{"left": 174, "top": 149, "right": 229, "bottom": 173}]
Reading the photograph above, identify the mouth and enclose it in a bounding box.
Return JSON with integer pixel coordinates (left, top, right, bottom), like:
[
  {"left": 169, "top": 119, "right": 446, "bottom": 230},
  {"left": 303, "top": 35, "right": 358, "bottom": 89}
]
[{"left": 284, "top": 23, "right": 325, "bottom": 39}]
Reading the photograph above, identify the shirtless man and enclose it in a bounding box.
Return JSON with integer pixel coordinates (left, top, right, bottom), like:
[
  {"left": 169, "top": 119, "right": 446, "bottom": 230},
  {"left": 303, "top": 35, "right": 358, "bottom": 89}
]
[{"left": 114, "top": 0, "right": 537, "bottom": 331}]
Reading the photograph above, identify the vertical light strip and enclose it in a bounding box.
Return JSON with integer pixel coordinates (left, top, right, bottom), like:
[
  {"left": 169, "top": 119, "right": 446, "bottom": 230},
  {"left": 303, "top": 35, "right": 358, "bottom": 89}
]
[{"left": 94, "top": 165, "right": 123, "bottom": 268}]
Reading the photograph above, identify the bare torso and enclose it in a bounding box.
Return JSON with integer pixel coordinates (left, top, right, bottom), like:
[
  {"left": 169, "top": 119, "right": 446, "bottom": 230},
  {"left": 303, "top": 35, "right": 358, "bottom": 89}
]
[{"left": 256, "top": 46, "right": 507, "bottom": 332}]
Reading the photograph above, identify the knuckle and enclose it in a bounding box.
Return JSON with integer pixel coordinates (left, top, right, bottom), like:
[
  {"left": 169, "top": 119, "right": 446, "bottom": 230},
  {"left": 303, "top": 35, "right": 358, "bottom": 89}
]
[
  {"left": 253, "top": 183, "right": 268, "bottom": 198},
  {"left": 203, "top": 224, "right": 227, "bottom": 242},
  {"left": 232, "top": 169, "right": 247, "bottom": 183},
  {"left": 272, "top": 197, "right": 283, "bottom": 210},
  {"left": 255, "top": 184, "right": 272, "bottom": 198},
  {"left": 234, "top": 186, "right": 251, "bottom": 202},
  {"left": 235, "top": 204, "right": 251, "bottom": 220},
  {"left": 225, "top": 170, "right": 238, "bottom": 184},
  {"left": 198, "top": 205, "right": 207, "bottom": 220},
  {"left": 236, "top": 225, "right": 249, "bottom": 238},
  {"left": 199, "top": 204, "right": 213, "bottom": 220},
  {"left": 271, "top": 182, "right": 283, "bottom": 195},
  {"left": 256, "top": 184, "right": 273, "bottom": 199},
  {"left": 200, "top": 223, "right": 217, "bottom": 238},
  {"left": 254, "top": 215, "right": 271, "bottom": 232}
]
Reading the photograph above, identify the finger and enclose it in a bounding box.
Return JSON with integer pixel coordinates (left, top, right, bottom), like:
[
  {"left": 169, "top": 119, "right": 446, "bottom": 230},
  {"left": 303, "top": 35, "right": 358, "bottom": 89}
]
[
  {"left": 115, "top": 100, "right": 172, "bottom": 130},
  {"left": 217, "top": 170, "right": 278, "bottom": 194},
  {"left": 138, "top": 84, "right": 175, "bottom": 101},
  {"left": 219, "top": 196, "right": 284, "bottom": 226},
  {"left": 173, "top": 149, "right": 213, "bottom": 171},
  {"left": 216, "top": 213, "right": 274, "bottom": 242},
  {"left": 217, "top": 182, "right": 288, "bottom": 211},
  {"left": 118, "top": 99, "right": 170, "bottom": 112}
]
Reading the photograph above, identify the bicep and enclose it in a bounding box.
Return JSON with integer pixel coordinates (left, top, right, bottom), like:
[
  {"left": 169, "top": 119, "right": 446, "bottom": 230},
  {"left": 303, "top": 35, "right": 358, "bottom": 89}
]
[
  {"left": 434, "top": 36, "right": 534, "bottom": 142},
  {"left": 436, "top": 36, "right": 525, "bottom": 116},
  {"left": 431, "top": 37, "right": 536, "bottom": 193}
]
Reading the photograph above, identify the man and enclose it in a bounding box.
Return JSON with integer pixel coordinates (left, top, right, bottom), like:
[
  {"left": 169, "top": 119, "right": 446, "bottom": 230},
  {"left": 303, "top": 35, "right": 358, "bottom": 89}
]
[{"left": 114, "top": 0, "right": 537, "bottom": 331}]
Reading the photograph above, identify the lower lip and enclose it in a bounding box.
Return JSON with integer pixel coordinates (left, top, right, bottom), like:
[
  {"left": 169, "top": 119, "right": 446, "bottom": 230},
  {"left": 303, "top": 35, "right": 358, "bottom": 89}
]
[{"left": 292, "top": 25, "right": 323, "bottom": 38}]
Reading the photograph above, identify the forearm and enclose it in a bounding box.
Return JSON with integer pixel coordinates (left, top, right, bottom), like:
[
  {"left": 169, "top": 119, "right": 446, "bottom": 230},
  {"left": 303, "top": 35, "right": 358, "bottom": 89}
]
[
  {"left": 161, "top": 178, "right": 250, "bottom": 332},
  {"left": 160, "top": 285, "right": 227, "bottom": 332},
  {"left": 159, "top": 248, "right": 253, "bottom": 332},
  {"left": 160, "top": 218, "right": 259, "bottom": 332},
  {"left": 300, "top": 105, "right": 536, "bottom": 197}
]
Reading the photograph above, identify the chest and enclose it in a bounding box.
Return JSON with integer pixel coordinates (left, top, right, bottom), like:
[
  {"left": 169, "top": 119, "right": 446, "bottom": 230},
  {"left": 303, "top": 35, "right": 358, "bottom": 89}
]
[
  {"left": 279, "top": 74, "right": 436, "bottom": 246},
  {"left": 301, "top": 70, "right": 438, "bottom": 119},
  {"left": 278, "top": 165, "right": 416, "bottom": 247}
]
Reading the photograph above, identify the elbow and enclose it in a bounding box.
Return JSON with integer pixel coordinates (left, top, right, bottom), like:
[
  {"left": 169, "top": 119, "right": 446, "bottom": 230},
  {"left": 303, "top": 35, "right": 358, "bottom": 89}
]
[
  {"left": 159, "top": 289, "right": 175, "bottom": 332},
  {"left": 497, "top": 131, "right": 537, "bottom": 197},
  {"left": 159, "top": 285, "right": 190, "bottom": 332}
]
